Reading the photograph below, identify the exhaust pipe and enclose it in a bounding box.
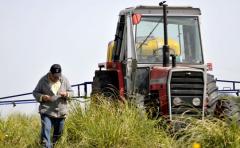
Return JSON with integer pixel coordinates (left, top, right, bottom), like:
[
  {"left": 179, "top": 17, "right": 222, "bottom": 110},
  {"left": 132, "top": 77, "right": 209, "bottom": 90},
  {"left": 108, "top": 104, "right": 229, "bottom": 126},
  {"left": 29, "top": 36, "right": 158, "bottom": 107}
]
[{"left": 160, "top": 1, "right": 170, "bottom": 67}]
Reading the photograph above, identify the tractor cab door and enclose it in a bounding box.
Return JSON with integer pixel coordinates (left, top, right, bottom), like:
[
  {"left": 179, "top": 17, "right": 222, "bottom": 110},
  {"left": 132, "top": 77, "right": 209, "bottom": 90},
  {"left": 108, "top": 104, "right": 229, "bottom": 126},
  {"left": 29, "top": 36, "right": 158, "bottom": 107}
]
[
  {"left": 122, "top": 14, "right": 137, "bottom": 96},
  {"left": 112, "top": 14, "right": 137, "bottom": 97}
]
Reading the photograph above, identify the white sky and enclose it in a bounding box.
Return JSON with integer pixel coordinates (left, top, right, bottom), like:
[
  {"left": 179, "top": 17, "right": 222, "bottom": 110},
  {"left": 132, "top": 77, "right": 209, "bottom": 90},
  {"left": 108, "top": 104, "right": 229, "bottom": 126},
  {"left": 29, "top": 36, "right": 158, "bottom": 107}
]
[{"left": 0, "top": 0, "right": 240, "bottom": 116}]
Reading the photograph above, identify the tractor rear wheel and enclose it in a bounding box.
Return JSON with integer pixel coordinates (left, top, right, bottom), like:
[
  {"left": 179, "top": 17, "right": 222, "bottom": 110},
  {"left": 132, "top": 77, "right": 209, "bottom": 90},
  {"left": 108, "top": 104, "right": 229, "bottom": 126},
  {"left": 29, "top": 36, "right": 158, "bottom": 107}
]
[{"left": 92, "top": 70, "right": 119, "bottom": 99}]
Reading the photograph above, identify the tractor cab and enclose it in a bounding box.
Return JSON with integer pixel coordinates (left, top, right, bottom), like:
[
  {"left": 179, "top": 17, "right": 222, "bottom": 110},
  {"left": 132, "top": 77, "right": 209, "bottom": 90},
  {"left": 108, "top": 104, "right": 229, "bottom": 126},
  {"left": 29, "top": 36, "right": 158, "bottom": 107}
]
[
  {"left": 95, "top": 5, "right": 207, "bottom": 120},
  {"left": 107, "top": 6, "right": 204, "bottom": 66}
]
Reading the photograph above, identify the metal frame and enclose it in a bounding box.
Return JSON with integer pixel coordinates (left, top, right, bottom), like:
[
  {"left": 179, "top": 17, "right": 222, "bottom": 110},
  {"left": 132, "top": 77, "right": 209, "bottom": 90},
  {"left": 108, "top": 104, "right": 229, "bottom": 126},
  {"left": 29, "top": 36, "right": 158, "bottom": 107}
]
[
  {"left": 216, "top": 79, "right": 240, "bottom": 96},
  {"left": 0, "top": 82, "right": 92, "bottom": 106}
]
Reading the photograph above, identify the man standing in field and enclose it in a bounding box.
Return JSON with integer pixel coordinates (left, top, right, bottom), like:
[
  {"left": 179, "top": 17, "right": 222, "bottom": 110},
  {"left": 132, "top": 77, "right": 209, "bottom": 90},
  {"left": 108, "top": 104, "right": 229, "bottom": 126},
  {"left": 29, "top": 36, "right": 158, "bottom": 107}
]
[{"left": 33, "top": 64, "right": 74, "bottom": 148}]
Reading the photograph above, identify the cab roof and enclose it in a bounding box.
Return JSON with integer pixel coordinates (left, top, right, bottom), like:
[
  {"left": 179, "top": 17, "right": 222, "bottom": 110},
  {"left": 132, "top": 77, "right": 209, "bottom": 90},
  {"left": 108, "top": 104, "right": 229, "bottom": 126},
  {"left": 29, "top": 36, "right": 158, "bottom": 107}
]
[{"left": 119, "top": 5, "right": 201, "bottom": 16}]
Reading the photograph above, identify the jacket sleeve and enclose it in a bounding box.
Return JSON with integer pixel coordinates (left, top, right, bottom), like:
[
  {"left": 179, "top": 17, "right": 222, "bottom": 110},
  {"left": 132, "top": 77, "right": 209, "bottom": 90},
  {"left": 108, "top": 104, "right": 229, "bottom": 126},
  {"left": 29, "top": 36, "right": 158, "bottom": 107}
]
[{"left": 33, "top": 79, "right": 44, "bottom": 103}]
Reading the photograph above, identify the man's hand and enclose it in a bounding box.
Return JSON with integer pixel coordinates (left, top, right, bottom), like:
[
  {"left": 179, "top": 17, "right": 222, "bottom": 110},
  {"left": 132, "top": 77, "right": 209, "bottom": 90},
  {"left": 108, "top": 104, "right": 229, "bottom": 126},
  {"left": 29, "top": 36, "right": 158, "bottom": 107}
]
[
  {"left": 60, "top": 91, "right": 68, "bottom": 97},
  {"left": 42, "top": 95, "right": 51, "bottom": 102}
]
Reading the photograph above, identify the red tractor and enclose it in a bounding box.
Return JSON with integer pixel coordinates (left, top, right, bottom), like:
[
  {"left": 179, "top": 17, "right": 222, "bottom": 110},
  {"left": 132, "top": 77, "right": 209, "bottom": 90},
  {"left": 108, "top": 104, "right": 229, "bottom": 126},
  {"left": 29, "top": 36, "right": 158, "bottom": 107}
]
[{"left": 92, "top": 2, "right": 240, "bottom": 121}]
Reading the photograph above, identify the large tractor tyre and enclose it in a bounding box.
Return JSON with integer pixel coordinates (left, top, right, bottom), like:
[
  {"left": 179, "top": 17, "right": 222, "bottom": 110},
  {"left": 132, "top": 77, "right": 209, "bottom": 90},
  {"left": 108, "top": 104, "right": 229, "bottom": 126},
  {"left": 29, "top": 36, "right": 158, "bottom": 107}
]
[
  {"left": 214, "top": 98, "right": 240, "bottom": 124},
  {"left": 206, "top": 74, "right": 219, "bottom": 115},
  {"left": 143, "top": 93, "right": 160, "bottom": 118},
  {"left": 206, "top": 74, "right": 240, "bottom": 124},
  {"left": 92, "top": 70, "right": 119, "bottom": 99}
]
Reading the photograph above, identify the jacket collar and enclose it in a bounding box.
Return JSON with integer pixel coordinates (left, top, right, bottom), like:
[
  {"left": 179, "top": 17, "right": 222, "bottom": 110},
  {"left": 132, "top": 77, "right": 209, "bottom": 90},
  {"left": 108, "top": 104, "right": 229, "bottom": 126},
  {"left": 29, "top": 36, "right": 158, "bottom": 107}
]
[{"left": 44, "top": 73, "right": 63, "bottom": 84}]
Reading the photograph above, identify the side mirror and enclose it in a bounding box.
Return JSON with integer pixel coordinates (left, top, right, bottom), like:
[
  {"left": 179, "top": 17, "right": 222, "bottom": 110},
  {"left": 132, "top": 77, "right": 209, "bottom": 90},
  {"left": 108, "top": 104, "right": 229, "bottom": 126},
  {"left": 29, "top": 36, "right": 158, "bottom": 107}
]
[{"left": 132, "top": 14, "right": 142, "bottom": 25}]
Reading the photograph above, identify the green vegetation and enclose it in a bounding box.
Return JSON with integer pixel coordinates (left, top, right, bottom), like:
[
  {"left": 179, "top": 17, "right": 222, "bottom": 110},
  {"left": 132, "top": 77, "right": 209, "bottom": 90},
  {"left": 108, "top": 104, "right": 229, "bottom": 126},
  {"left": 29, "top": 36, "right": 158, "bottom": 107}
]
[
  {"left": 1, "top": 95, "right": 240, "bottom": 148},
  {"left": 0, "top": 114, "right": 40, "bottom": 148}
]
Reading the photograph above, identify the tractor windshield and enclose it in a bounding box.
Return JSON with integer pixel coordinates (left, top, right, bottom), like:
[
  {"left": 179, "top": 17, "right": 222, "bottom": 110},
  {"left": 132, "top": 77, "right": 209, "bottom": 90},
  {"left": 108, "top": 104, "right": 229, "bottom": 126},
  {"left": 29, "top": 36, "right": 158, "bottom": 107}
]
[{"left": 135, "top": 16, "right": 203, "bottom": 64}]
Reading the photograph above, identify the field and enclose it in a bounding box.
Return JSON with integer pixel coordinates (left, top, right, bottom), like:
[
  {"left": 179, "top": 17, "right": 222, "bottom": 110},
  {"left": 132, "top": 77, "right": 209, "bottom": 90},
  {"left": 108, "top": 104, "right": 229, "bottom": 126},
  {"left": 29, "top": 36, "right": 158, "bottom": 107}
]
[{"left": 1, "top": 95, "right": 240, "bottom": 148}]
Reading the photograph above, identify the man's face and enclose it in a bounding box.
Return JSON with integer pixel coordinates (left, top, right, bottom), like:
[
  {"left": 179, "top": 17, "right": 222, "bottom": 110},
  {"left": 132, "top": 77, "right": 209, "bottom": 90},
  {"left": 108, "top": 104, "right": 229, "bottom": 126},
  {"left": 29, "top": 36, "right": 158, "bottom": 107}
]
[{"left": 49, "top": 73, "right": 60, "bottom": 82}]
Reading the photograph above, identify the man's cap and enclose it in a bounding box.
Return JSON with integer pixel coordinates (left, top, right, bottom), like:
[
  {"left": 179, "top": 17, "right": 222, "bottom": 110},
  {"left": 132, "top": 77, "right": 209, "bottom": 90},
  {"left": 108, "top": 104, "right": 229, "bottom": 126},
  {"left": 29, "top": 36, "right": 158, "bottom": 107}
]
[{"left": 50, "top": 64, "right": 62, "bottom": 77}]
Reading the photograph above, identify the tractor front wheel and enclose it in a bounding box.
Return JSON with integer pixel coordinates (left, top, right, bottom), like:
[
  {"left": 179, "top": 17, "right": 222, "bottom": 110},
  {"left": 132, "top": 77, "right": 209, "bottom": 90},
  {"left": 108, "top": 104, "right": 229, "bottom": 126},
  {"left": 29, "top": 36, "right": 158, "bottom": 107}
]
[
  {"left": 206, "top": 74, "right": 240, "bottom": 124},
  {"left": 214, "top": 98, "right": 240, "bottom": 124}
]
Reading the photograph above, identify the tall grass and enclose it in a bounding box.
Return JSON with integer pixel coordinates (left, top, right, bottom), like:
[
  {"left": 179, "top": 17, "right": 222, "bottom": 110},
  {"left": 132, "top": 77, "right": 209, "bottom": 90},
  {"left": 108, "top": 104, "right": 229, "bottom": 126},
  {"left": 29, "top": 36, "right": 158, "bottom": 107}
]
[
  {"left": 0, "top": 114, "right": 40, "bottom": 148},
  {"left": 172, "top": 117, "right": 240, "bottom": 148},
  {"left": 0, "top": 95, "right": 240, "bottom": 148},
  {"left": 59, "top": 95, "right": 173, "bottom": 147}
]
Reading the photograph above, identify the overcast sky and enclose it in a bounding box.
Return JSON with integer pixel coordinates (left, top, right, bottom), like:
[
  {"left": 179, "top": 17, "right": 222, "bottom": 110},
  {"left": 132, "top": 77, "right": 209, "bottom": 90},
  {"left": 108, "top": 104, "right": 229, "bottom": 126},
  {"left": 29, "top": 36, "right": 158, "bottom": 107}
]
[{"left": 0, "top": 0, "right": 240, "bottom": 116}]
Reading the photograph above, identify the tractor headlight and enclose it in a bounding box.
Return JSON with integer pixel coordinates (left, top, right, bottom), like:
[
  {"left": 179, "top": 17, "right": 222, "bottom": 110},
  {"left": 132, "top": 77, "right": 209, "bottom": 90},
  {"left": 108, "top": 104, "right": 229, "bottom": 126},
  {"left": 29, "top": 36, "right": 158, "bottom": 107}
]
[
  {"left": 192, "top": 97, "right": 201, "bottom": 106},
  {"left": 173, "top": 97, "right": 182, "bottom": 106}
]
